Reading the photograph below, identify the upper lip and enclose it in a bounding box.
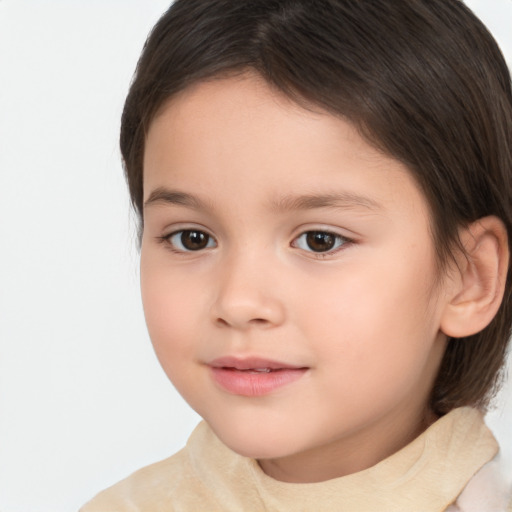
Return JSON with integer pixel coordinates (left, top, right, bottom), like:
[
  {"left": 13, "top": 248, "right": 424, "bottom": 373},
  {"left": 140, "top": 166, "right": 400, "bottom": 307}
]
[{"left": 208, "top": 356, "right": 306, "bottom": 370}]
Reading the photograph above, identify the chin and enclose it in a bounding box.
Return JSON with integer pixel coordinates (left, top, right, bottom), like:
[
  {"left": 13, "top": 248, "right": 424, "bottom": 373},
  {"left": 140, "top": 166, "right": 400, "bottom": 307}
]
[{"left": 206, "top": 418, "right": 304, "bottom": 460}]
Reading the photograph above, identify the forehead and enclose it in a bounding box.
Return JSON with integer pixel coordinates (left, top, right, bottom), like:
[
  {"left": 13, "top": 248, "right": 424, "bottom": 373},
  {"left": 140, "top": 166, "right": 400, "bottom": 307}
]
[
  {"left": 143, "top": 74, "right": 427, "bottom": 219},
  {"left": 146, "top": 74, "right": 386, "bottom": 170}
]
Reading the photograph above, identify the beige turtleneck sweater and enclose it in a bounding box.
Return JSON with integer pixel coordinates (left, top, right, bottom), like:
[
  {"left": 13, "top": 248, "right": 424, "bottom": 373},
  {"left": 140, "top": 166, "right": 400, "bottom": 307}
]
[{"left": 81, "top": 407, "right": 510, "bottom": 511}]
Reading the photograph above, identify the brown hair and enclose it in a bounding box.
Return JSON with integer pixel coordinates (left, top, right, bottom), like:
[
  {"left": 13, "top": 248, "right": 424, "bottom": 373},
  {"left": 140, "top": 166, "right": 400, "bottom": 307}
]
[{"left": 120, "top": 0, "right": 512, "bottom": 415}]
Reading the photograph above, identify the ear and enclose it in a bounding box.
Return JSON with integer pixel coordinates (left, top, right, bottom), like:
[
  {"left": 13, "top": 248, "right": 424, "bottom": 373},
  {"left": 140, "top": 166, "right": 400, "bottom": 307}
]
[{"left": 440, "top": 216, "right": 509, "bottom": 338}]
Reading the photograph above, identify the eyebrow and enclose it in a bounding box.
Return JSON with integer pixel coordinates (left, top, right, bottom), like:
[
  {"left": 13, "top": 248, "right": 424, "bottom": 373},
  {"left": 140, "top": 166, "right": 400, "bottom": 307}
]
[
  {"left": 144, "top": 187, "right": 383, "bottom": 213},
  {"left": 269, "top": 192, "right": 383, "bottom": 213},
  {"left": 144, "top": 187, "right": 211, "bottom": 211}
]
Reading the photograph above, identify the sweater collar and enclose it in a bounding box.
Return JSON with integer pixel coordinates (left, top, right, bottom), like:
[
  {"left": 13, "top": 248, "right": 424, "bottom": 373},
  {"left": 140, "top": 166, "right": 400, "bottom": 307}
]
[{"left": 188, "top": 407, "right": 498, "bottom": 511}]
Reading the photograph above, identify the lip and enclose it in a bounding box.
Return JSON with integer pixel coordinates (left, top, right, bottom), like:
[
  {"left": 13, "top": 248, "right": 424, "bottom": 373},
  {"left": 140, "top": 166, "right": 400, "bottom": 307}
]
[{"left": 208, "top": 356, "right": 308, "bottom": 396}]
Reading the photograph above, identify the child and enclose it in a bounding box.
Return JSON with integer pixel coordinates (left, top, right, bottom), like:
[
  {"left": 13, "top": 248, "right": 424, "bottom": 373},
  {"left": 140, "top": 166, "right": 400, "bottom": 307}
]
[{"left": 82, "top": 0, "right": 512, "bottom": 510}]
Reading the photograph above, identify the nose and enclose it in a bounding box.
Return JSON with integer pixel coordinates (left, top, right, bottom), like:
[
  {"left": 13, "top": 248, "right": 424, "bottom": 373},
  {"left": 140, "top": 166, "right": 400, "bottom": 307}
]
[{"left": 211, "top": 252, "right": 286, "bottom": 330}]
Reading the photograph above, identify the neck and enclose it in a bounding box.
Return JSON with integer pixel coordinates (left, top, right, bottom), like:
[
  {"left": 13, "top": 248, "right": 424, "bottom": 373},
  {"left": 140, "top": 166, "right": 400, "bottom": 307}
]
[{"left": 258, "top": 405, "right": 438, "bottom": 483}]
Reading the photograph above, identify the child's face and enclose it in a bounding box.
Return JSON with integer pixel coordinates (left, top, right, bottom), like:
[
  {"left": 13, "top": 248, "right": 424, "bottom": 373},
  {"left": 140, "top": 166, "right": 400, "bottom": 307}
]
[{"left": 141, "top": 74, "right": 452, "bottom": 482}]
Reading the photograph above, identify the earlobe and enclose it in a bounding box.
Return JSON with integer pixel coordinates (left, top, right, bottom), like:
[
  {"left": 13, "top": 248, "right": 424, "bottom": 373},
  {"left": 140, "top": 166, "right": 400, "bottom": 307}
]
[{"left": 440, "top": 216, "right": 509, "bottom": 338}]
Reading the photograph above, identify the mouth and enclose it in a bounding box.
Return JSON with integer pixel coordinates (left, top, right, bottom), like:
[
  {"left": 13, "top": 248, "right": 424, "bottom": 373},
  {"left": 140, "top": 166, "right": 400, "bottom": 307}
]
[{"left": 208, "top": 357, "right": 308, "bottom": 396}]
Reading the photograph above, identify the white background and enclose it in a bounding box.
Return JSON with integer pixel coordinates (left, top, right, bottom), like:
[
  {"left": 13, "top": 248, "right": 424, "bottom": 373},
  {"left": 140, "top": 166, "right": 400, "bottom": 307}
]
[{"left": 0, "top": 1, "right": 511, "bottom": 511}]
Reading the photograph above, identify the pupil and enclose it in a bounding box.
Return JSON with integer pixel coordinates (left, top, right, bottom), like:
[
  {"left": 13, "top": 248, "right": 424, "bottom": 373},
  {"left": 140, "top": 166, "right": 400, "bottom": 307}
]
[
  {"left": 306, "top": 231, "right": 335, "bottom": 252},
  {"left": 181, "top": 230, "right": 208, "bottom": 250}
]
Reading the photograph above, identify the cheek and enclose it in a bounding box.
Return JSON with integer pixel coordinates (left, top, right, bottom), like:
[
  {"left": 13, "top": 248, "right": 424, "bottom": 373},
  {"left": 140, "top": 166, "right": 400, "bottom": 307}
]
[
  {"left": 297, "top": 248, "right": 441, "bottom": 387},
  {"left": 140, "top": 257, "right": 206, "bottom": 365}
]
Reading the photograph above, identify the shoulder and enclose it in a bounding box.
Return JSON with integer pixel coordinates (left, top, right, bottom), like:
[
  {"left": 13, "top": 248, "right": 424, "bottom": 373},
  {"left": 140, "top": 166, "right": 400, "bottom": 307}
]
[
  {"left": 79, "top": 448, "right": 195, "bottom": 511},
  {"left": 80, "top": 423, "right": 227, "bottom": 512},
  {"left": 449, "top": 455, "right": 512, "bottom": 512}
]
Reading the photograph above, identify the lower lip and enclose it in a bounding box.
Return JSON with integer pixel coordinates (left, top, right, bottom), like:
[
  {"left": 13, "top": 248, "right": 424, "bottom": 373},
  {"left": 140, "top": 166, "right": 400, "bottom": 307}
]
[{"left": 210, "top": 367, "right": 307, "bottom": 396}]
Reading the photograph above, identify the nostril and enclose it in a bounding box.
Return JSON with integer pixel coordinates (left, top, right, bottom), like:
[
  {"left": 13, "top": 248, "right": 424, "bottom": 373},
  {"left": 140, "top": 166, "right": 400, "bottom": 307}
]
[
  {"left": 250, "top": 318, "right": 269, "bottom": 325},
  {"left": 215, "top": 316, "right": 271, "bottom": 328},
  {"left": 216, "top": 318, "right": 230, "bottom": 327},
  {"left": 211, "top": 295, "right": 286, "bottom": 329}
]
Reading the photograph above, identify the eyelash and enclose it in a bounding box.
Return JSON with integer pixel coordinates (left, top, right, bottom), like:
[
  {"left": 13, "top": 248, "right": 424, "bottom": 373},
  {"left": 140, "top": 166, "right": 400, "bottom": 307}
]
[
  {"left": 157, "top": 229, "right": 217, "bottom": 253},
  {"left": 157, "top": 229, "right": 352, "bottom": 257},
  {"left": 291, "top": 230, "right": 351, "bottom": 257}
]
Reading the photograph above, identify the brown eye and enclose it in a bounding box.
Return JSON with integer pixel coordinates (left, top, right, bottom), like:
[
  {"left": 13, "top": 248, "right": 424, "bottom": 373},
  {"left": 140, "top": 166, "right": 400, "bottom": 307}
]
[
  {"left": 168, "top": 230, "right": 216, "bottom": 251},
  {"left": 294, "top": 230, "right": 347, "bottom": 253},
  {"left": 306, "top": 231, "right": 336, "bottom": 252}
]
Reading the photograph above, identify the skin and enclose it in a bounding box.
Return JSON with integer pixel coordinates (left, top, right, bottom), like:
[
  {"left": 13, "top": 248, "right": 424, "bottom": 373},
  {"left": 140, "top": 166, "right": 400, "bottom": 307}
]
[{"left": 140, "top": 74, "right": 454, "bottom": 483}]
